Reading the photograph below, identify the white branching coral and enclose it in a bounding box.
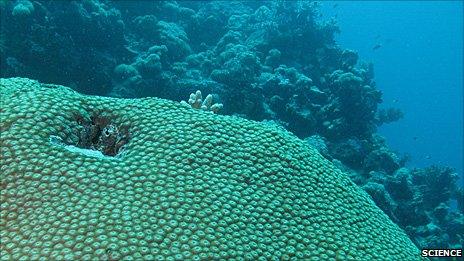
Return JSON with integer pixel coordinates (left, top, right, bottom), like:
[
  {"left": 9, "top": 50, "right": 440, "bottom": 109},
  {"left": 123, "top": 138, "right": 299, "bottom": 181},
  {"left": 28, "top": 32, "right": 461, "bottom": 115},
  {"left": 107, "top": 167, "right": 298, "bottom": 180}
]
[{"left": 180, "top": 90, "right": 223, "bottom": 113}]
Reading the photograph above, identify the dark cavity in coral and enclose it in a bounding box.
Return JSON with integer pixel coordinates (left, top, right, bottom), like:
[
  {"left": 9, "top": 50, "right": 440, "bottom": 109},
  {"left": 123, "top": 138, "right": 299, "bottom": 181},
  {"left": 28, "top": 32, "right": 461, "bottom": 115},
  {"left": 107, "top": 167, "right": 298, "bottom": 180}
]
[{"left": 73, "top": 114, "right": 129, "bottom": 156}]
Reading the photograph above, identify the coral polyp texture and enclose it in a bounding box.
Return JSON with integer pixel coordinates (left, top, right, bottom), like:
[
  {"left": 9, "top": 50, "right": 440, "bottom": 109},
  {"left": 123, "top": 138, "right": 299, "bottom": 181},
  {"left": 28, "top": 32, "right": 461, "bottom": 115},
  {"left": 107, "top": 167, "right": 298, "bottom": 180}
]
[{"left": 0, "top": 78, "right": 420, "bottom": 260}]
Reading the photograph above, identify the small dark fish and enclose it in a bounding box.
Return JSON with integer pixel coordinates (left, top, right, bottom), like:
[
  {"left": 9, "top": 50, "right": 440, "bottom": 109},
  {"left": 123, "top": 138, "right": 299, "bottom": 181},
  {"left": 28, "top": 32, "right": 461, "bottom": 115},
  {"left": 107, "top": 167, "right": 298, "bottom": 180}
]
[
  {"left": 413, "top": 136, "right": 418, "bottom": 141},
  {"left": 393, "top": 99, "right": 399, "bottom": 103},
  {"left": 372, "top": 44, "right": 382, "bottom": 51}
]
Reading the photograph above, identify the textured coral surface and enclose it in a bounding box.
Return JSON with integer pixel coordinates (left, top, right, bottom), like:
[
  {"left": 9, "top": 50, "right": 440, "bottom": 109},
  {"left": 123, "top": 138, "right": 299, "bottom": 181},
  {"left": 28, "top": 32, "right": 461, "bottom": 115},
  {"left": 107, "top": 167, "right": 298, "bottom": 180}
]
[{"left": 0, "top": 78, "right": 420, "bottom": 260}]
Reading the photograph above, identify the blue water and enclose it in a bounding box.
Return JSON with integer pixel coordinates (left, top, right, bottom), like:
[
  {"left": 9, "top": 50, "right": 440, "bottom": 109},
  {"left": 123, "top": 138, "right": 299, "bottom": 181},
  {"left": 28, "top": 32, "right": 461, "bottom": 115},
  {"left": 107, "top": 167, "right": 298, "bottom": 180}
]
[{"left": 321, "top": 1, "right": 463, "bottom": 179}]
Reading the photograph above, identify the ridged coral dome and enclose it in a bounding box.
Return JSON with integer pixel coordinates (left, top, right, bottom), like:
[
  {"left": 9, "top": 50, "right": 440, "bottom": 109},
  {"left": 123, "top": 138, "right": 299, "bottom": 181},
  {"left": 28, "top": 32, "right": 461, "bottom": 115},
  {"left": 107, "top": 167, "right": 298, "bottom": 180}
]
[{"left": 0, "top": 78, "right": 420, "bottom": 260}]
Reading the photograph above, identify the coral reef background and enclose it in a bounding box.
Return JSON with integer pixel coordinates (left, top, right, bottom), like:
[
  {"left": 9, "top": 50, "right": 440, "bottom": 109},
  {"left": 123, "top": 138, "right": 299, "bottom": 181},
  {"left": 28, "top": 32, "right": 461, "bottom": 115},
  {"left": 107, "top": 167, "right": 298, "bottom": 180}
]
[
  {"left": 1, "top": 0, "right": 462, "bottom": 251},
  {"left": 320, "top": 1, "right": 463, "bottom": 177}
]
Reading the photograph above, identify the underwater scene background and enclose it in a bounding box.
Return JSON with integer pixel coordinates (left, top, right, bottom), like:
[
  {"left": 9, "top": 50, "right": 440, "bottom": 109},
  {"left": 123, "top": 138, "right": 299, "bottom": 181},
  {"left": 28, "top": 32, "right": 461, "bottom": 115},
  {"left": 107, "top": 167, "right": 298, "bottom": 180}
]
[
  {"left": 320, "top": 1, "right": 463, "bottom": 179},
  {"left": 1, "top": 0, "right": 462, "bottom": 257}
]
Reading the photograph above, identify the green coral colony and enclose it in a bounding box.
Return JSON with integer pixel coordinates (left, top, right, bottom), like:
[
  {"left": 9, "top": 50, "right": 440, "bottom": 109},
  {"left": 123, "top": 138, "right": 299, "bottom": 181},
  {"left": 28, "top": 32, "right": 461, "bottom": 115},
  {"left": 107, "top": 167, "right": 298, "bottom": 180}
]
[{"left": 0, "top": 78, "right": 421, "bottom": 260}]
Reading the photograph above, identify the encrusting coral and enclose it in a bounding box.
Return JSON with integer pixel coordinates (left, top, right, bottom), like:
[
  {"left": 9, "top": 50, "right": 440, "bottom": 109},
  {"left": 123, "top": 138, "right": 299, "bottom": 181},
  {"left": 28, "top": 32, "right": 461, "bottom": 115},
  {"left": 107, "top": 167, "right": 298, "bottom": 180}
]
[{"left": 0, "top": 78, "right": 421, "bottom": 260}]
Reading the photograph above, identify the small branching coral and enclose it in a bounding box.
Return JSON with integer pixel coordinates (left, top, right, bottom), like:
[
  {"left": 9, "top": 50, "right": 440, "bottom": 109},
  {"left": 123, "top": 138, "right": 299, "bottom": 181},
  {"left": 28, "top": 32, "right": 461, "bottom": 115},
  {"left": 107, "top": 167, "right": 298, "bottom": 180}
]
[{"left": 180, "top": 90, "right": 223, "bottom": 113}]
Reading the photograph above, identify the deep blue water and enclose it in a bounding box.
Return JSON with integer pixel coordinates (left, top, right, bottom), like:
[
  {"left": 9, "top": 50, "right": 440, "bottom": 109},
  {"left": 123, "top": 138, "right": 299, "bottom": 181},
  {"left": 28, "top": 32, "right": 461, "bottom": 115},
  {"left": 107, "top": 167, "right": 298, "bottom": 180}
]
[{"left": 321, "top": 1, "right": 463, "bottom": 179}]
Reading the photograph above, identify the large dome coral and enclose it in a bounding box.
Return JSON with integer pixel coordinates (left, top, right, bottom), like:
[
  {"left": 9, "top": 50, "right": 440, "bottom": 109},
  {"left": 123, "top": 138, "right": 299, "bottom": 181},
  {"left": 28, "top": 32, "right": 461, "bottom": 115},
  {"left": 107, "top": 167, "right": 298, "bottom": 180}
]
[{"left": 0, "top": 78, "right": 420, "bottom": 260}]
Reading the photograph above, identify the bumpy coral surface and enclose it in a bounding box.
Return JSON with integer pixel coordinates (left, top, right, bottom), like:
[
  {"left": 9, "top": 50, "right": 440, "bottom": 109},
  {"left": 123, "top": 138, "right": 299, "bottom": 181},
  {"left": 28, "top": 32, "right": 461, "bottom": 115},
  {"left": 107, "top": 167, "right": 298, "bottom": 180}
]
[{"left": 0, "top": 78, "right": 420, "bottom": 260}]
